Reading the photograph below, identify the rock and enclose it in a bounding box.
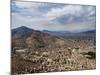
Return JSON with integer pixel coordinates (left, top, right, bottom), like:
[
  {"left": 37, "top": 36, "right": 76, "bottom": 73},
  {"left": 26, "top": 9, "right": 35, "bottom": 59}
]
[{"left": 47, "top": 58, "right": 53, "bottom": 62}]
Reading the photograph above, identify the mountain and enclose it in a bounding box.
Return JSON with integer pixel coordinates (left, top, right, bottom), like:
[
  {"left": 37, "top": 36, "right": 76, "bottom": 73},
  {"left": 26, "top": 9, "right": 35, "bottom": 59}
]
[
  {"left": 43, "top": 29, "right": 96, "bottom": 37},
  {"left": 12, "top": 26, "right": 96, "bottom": 52},
  {"left": 43, "top": 30, "right": 71, "bottom": 36},
  {"left": 12, "top": 26, "right": 34, "bottom": 38},
  {"left": 12, "top": 26, "right": 96, "bottom": 74},
  {"left": 81, "top": 30, "right": 96, "bottom": 34},
  {"left": 12, "top": 26, "right": 55, "bottom": 51}
]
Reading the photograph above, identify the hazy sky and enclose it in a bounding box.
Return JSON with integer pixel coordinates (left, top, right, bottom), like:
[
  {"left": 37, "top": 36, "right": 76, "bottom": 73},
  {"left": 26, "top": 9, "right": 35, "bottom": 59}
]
[{"left": 11, "top": 0, "right": 96, "bottom": 32}]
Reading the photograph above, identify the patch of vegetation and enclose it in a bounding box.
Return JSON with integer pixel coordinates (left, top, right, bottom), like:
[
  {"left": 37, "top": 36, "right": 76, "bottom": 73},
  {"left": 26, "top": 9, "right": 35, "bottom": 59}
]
[{"left": 86, "top": 51, "right": 96, "bottom": 59}]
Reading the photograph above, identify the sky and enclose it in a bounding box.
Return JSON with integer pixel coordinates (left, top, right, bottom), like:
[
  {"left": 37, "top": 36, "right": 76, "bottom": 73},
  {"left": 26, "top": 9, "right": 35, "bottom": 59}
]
[{"left": 11, "top": 0, "right": 96, "bottom": 32}]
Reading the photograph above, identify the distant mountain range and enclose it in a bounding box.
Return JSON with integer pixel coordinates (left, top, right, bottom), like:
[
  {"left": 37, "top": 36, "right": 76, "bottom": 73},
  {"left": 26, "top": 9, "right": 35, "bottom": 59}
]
[
  {"left": 11, "top": 26, "right": 96, "bottom": 53},
  {"left": 42, "top": 29, "right": 96, "bottom": 37},
  {"left": 12, "top": 26, "right": 96, "bottom": 38},
  {"left": 81, "top": 30, "right": 96, "bottom": 34}
]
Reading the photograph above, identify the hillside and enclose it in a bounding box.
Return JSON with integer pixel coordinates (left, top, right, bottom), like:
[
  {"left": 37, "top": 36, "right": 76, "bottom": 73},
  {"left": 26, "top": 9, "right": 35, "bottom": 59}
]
[
  {"left": 12, "top": 26, "right": 61, "bottom": 52},
  {"left": 11, "top": 26, "right": 96, "bottom": 74}
]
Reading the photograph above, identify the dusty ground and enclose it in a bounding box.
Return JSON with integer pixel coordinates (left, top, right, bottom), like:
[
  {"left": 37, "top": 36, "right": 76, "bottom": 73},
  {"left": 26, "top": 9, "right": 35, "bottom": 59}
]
[{"left": 11, "top": 38, "right": 96, "bottom": 74}]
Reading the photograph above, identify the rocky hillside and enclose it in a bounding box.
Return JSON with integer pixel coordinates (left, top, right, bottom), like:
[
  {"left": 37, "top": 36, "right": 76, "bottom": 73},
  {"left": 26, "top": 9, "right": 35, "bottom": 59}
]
[
  {"left": 11, "top": 26, "right": 96, "bottom": 75},
  {"left": 12, "top": 26, "right": 65, "bottom": 53}
]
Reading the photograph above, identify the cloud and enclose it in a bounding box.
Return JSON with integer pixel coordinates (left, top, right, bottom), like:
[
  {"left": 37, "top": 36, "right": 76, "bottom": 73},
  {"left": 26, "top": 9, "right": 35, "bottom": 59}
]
[
  {"left": 44, "top": 4, "right": 96, "bottom": 31},
  {"left": 13, "top": 0, "right": 45, "bottom": 8},
  {"left": 11, "top": 1, "right": 96, "bottom": 32},
  {"left": 45, "top": 5, "right": 83, "bottom": 20},
  {"left": 45, "top": 5, "right": 95, "bottom": 22}
]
